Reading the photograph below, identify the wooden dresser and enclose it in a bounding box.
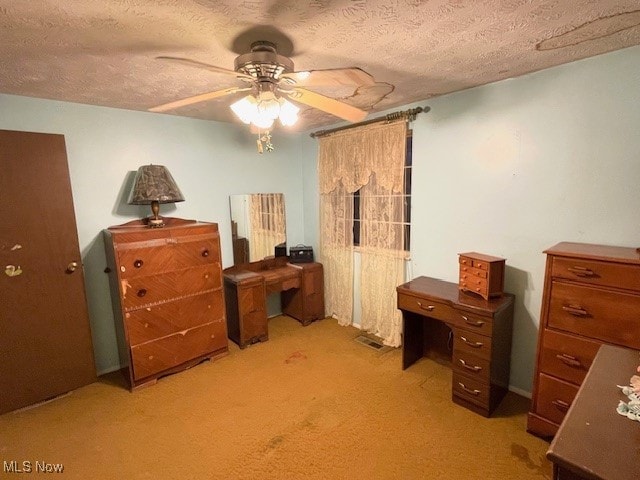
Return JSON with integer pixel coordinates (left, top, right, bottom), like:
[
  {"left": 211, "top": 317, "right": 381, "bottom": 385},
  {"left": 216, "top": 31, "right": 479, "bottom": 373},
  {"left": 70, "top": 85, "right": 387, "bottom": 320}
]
[
  {"left": 398, "top": 276, "right": 514, "bottom": 417},
  {"left": 104, "top": 218, "right": 228, "bottom": 390},
  {"left": 547, "top": 345, "right": 640, "bottom": 480},
  {"left": 527, "top": 242, "right": 640, "bottom": 437}
]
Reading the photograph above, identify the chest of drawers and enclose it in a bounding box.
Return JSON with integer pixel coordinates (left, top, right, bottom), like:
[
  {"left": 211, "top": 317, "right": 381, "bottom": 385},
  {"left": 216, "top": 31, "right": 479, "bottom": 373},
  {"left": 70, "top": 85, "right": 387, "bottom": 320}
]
[
  {"left": 527, "top": 242, "right": 640, "bottom": 437},
  {"left": 458, "top": 252, "right": 505, "bottom": 300},
  {"left": 104, "top": 218, "right": 228, "bottom": 390}
]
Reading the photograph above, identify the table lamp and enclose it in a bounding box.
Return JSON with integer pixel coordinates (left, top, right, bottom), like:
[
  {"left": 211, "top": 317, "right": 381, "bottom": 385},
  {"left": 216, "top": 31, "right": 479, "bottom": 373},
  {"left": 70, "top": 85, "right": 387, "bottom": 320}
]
[{"left": 127, "top": 164, "right": 185, "bottom": 227}]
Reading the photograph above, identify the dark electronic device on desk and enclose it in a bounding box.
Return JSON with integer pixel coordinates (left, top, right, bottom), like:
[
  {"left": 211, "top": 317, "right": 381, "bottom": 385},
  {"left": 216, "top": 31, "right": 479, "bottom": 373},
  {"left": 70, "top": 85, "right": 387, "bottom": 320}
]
[
  {"left": 274, "top": 242, "right": 287, "bottom": 258},
  {"left": 289, "top": 244, "right": 314, "bottom": 263}
]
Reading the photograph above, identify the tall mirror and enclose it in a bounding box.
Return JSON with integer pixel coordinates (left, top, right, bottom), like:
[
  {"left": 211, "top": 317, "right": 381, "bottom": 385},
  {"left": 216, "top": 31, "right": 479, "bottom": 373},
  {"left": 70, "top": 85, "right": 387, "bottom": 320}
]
[{"left": 229, "top": 193, "right": 286, "bottom": 265}]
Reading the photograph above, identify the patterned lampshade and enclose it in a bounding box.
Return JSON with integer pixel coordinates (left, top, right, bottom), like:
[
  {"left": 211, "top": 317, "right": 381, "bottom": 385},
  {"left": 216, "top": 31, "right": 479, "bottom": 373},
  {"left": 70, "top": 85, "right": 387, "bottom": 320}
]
[
  {"left": 128, "top": 164, "right": 185, "bottom": 205},
  {"left": 128, "top": 165, "right": 184, "bottom": 227}
]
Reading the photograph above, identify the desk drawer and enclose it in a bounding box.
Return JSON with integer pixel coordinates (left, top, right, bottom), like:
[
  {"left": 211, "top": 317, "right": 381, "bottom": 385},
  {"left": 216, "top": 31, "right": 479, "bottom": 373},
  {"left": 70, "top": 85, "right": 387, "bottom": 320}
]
[
  {"left": 450, "top": 309, "right": 493, "bottom": 336},
  {"left": 535, "top": 373, "right": 578, "bottom": 426},
  {"left": 548, "top": 281, "right": 640, "bottom": 348},
  {"left": 452, "top": 328, "right": 491, "bottom": 361},
  {"left": 538, "top": 329, "right": 600, "bottom": 385},
  {"left": 552, "top": 256, "right": 640, "bottom": 291},
  {"left": 453, "top": 371, "right": 490, "bottom": 408},
  {"left": 453, "top": 350, "right": 490, "bottom": 382},
  {"left": 397, "top": 293, "right": 456, "bottom": 323}
]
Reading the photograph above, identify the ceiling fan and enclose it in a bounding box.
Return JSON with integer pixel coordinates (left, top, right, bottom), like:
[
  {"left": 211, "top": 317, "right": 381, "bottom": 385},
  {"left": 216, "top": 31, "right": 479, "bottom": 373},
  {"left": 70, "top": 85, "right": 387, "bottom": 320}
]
[{"left": 149, "top": 41, "right": 375, "bottom": 129}]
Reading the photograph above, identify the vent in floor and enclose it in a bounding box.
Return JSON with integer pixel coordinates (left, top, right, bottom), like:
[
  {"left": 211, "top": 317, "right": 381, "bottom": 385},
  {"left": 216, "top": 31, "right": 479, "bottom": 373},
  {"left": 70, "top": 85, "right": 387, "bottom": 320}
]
[{"left": 355, "top": 334, "right": 391, "bottom": 352}]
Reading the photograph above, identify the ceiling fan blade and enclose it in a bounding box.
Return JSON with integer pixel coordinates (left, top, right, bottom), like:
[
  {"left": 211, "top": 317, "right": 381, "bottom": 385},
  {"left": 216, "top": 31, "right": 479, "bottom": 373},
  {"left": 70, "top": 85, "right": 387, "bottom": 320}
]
[
  {"left": 281, "top": 68, "right": 375, "bottom": 87},
  {"left": 149, "top": 87, "right": 249, "bottom": 113},
  {"left": 285, "top": 87, "right": 368, "bottom": 122},
  {"left": 156, "top": 56, "right": 254, "bottom": 82}
]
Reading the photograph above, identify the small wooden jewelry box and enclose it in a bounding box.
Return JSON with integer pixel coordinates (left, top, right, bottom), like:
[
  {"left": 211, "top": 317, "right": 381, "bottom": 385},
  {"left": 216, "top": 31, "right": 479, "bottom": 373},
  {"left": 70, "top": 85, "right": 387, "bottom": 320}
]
[{"left": 458, "top": 252, "right": 505, "bottom": 300}]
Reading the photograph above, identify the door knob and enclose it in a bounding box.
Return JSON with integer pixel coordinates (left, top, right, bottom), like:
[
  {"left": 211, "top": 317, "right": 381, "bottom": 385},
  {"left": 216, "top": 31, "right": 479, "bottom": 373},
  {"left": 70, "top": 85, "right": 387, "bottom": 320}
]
[
  {"left": 66, "top": 261, "right": 79, "bottom": 273},
  {"left": 4, "top": 265, "right": 23, "bottom": 277}
]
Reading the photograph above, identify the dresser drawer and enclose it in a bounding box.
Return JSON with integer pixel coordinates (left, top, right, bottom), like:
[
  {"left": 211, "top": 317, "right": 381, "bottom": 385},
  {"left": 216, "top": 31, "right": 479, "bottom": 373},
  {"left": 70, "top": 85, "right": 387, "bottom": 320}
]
[
  {"left": 552, "top": 256, "right": 640, "bottom": 291},
  {"left": 450, "top": 309, "right": 493, "bottom": 336},
  {"left": 172, "top": 233, "right": 221, "bottom": 269},
  {"left": 125, "top": 292, "right": 225, "bottom": 346},
  {"left": 397, "top": 293, "right": 456, "bottom": 323},
  {"left": 535, "top": 373, "right": 578, "bottom": 426},
  {"left": 117, "top": 235, "right": 220, "bottom": 278},
  {"left": 452, "top": 371, "right": 490, "bottom": 408},
  {"left": 453, "top": 350, "right": 490, "bottom": 382},
  {"left": 459, "top": 255, "right": 490, "bottom": 271},
  {"left": 130, "top": 321, "right": 227, "bottom": 380},
  {"left": 452, "top": 327, "right": 491, "bottom": 361},
  {"left": 459, "top": 276, "right": 488, "bottom": 297},
  {"left": 459, "top": 265, "right": 487, "bottom": 279},
  {"left": 538, "top": 329, "right": 600, "bottom": 385},
  {"left": 122, "top": 265, "right": 221, "bottom": 311},
  {"left": 548, "top": 281, "right": 640, "bottom": 348}
]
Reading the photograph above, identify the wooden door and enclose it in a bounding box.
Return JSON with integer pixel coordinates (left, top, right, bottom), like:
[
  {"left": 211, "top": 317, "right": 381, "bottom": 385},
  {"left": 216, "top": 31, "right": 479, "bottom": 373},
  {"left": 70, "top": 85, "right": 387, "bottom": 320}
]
[{"left": 0, "top": 129, "right": 96, "bottom": 414}]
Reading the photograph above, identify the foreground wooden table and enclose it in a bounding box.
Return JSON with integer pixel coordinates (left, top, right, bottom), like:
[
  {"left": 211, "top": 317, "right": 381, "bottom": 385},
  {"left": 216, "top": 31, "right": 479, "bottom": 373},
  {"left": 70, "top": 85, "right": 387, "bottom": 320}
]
[{"left": 546, "top": 344, "right": 640, "bottom": 480}]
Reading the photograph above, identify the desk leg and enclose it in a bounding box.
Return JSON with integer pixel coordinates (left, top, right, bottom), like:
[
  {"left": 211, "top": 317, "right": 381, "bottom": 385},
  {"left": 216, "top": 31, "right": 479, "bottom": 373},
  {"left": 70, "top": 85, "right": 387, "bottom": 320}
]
[{"left": 402, "top": 312, "right": 424, "bottom": 370}]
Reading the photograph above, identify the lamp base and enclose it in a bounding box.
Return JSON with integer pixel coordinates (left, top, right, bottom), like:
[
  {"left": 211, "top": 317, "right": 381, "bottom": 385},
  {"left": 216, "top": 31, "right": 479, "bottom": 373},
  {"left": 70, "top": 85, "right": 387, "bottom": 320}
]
[
  {"left": 147, "top": 216, "right": 165, "bottom": 228},
  {"left": 146, "top": 200, "right": 164, "bottom": 227}
]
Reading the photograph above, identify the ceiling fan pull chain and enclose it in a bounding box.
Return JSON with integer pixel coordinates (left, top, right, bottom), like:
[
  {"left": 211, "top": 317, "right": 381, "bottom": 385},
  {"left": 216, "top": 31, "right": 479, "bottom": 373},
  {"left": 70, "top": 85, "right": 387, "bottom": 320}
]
[
  {"left": 264, "top": 131, "right": 274, "bottom": 152},
  {"left": 256, "top": 130, "right": 274, "bottom": 154}
]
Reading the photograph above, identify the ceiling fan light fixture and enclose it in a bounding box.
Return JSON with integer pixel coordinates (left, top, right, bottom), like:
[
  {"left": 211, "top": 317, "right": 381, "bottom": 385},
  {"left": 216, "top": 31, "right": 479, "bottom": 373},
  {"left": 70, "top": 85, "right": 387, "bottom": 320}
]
[
  {"left": 278, "top": 98, "right": 299, "bottom": 127},
  {"left": 230, "top": 92, "right": 299, "bottom": 130},
  {"left": 230, "top": 95, "right": 257, "bottom": 124},
  {"left": 230, "top": 94, "right": 275, "bottom": 129},
  {"left": 256, "top": 91, "right": 281, "bottom": 121},
  {"left": 253, "top": 114, "right": 275, "bottom": 130}
]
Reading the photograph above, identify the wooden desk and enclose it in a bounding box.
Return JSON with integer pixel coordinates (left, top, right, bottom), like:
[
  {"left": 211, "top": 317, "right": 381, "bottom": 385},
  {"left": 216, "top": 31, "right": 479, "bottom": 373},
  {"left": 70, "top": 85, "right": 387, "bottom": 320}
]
[
  {"left": 397, "top": 276, "right": 514, "bottom": 416},
  {"left": 547, "top": 344, "right": 640, "bottom": 480},
  {"left": 224, "top": 257, "right": 324, "bottom": 348}
]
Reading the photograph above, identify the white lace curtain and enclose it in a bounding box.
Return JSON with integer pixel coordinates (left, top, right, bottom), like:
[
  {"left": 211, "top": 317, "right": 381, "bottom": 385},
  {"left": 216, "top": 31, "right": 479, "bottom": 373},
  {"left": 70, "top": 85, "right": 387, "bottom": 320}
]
[
  {"left": 318, "top": 119, "right": 408, "bottom": 346},
  {"left": 249, "top": 193, "right": 286, "bottom": 261}
]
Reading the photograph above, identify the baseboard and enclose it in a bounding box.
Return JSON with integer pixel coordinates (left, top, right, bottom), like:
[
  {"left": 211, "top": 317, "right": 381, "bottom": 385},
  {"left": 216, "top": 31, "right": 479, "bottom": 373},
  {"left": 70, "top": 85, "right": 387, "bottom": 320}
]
[
  {"left": 96, "top": 365, "right": 122, "bottom": 377},
  {"left": 508, "top": 385, "right": 532, "bottom": 399}
]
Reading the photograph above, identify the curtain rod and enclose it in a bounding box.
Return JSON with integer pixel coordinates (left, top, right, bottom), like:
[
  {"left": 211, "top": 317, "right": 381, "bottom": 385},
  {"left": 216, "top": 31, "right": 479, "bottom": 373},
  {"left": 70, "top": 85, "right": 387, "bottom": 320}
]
[{"left": 309, "top": 105, "right": 430, "bottom": 138}]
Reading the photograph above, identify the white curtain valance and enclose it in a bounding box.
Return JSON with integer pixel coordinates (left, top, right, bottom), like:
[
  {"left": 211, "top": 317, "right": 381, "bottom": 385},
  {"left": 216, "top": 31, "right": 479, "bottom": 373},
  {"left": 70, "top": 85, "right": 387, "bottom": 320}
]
[{"left": 318, "top": 119, "right": 407, "bottom": 195}]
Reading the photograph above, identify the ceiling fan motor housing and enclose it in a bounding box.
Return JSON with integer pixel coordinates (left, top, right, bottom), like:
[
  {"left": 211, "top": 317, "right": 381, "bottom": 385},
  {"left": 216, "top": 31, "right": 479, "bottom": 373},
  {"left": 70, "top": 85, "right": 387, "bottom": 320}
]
[{"left": 234, "top": 41, "right": 294, "bottom": 81}]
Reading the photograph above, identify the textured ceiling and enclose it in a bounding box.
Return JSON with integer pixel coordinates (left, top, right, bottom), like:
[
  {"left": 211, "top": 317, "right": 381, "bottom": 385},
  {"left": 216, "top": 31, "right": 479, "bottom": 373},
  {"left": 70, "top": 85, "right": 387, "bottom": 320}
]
[{"left": 1, "top": 1, "right": 639, "bottom": 132}]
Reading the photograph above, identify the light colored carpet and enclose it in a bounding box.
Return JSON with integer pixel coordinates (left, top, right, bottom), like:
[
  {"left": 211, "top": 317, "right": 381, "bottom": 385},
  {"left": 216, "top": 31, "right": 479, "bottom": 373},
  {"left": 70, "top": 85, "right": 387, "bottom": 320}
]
[{"left": 0, "top": 316, "right": 551, "bottom": 479}]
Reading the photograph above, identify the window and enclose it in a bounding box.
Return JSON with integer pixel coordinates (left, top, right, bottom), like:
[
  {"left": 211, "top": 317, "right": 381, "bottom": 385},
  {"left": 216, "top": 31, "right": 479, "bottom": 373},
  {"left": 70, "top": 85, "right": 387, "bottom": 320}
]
[{"left": 352, "top": 130, "right": 412, "bottom": 251}]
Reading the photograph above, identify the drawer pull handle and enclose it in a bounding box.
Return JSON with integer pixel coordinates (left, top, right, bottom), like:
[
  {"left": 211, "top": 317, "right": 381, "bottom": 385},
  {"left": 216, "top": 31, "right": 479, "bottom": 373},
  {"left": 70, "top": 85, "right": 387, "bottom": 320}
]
[
  {"left": 462, "top": 315, "right": 485, "bottom": 327},
  {"left": 460, "top": 336, "right": 483, "bottom": 348},
  {"left": 417, "top": 302, "right": 435, "bottom": 311},
  {"left": 562, "top": 305, "right": 589, "bottom": 317},
  {"left": 459, "top": 359, "right": 482, "bottom": 372},
  {"left": 552, "top": 399, "right": 570, "bottom": 412},
  {"left": 133, "top": 259, "right": 143, "bottom": 268},
  {"left": 202, "top": 249, "right": 209, "bottom": 257},
  {"left": 458, "top": 382, "right": 481, "bottom": 396},
  {"left": 556, "top": 354, "right": 583, "bottom": 368},
  {"left": 567, "top": 266, "right": 595, "bottom": 277},
  {"left": 137, "top": 289, "right": 147, "bottom": 297}
]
